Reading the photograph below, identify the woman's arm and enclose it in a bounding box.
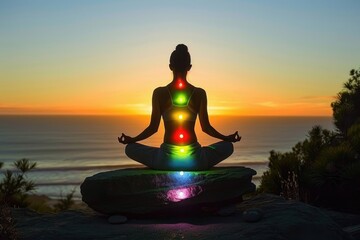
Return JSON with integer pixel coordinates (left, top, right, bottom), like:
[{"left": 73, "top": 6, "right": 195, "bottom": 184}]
[
  {"left": 118, "top": 88, "right": 161, "bottom": 144},
  {"left": 198, "top": 88, "right": 241, "bottom": 142}
]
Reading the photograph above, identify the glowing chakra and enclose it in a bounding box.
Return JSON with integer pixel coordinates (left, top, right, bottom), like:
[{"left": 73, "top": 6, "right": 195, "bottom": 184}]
[
  {"left": 174, "top": 93, "right": 187, "bottom": 105},
  {"left": 178, "top": 191, "right": 185, "bottom": 198},
  {"left": 173, "top": 129, "right": 189, "bottom": 143},
  {"left": 176, "top": 79, "right": 185, "bottom": 89},
  {"left": 178, "top": 96, "right": 186, "bottom": 104},
  {"left": 166, "top": 187, "right": 196, "bottom": 202},
  {"left": 180, "top": 171, "right": 184, "bottom": 175},
  {"left": 178, "top": 114, "right": 183, "bottom": 120},
  {"left": 180, "top": 148, "right": 184, "bottom": 153}
]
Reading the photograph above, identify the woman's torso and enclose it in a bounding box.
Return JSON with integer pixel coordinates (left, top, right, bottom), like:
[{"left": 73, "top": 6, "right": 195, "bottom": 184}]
[{"left": 158, "top": 84, "right": 201, "bottom": 145}]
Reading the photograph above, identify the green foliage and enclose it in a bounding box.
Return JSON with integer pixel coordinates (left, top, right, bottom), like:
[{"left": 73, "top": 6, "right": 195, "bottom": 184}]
[
  {"left": 259, "top": 126, "right": 335, "bottom": 199},
  {"left": 1, "top": 159, "right": 79, "bottom": 215},
  {"left": 0, "top": 159, "right": 36, "bottom": 207},
  {"left": 13, "top": 159, "right": 36, "bottom": 173},
  {"left": 54, "top": 189, "right": 76, "bottom": 212},
  {"left": 259, "top": 67, "right": 360, "bottom": 212},
  {"left": 341, "top": 161, "right": 360, "bottom": 183},
  {"left": 347, "top": 122, "right": 360, "bottom": 154},
  {"left": 303, "top": 144, "right": 356, "bottom": 188},
  {"left": 258, "top": 150, "right": 300, "bottom": 199},
  {"left": 259, "top": 126, "right": 360, "bottom": 210},
  {"left": 297, "top": 126, "right": 336, "bottom": 163},
  {"left": 331, "top": 68, "right": 360, "bottom": 135}
]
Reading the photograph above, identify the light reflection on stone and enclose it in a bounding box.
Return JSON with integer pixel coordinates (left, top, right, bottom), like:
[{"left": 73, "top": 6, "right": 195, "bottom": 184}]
[
  {"left": 166, "top": 187, "right": 191, "bottom": 202},
  {"left": 153, "top": 172, "right": 204, "bottom": 202},
  {"left": 165, "top": 185, "right": 202, "bottom": 202}
]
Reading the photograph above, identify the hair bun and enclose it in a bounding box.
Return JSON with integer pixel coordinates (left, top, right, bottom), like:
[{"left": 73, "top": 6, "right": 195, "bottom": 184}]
[{"left": 176, "top": 44, "right": 188, "bottom": 52}]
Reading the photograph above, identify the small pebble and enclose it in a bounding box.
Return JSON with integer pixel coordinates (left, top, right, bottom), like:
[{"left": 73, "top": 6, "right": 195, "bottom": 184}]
[
  {"left": 242, "top": 208, "right": 263, "bottom": 222},
  {"left": 108, "top": 215, "right": 128, "bottom": 224}
]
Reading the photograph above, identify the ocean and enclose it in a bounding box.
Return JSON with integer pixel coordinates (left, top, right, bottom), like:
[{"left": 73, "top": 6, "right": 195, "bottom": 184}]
[{"left": 0, "top": 115, "right": 334, "bottom": 199}]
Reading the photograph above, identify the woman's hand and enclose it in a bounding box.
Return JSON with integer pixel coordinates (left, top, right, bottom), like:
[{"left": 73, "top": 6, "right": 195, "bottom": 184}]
[
  {"left": 118, "top": 133, "right": 135, "bottom": 144},
  {"left": 224, "top": 131, "right": 241, "bottom": 142}
]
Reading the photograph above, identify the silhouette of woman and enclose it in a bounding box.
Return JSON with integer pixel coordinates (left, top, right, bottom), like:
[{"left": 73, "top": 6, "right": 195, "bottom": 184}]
[{"left": 118, "top": 44, "right": 241, "bottom": 170}]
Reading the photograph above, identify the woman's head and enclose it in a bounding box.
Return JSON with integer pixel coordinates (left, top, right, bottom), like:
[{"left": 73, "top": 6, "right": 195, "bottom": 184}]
[{"left": 170, "top": 44, "right": 192, "bottom": 73}]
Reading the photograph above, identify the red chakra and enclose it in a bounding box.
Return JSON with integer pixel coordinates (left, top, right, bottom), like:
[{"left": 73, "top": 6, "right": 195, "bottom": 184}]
[
  {"left": 176, "top": 79, "right": 185, "bottom": 89},
  {"left": 173, "top": 128, "right": 189, "bottom": 143}
]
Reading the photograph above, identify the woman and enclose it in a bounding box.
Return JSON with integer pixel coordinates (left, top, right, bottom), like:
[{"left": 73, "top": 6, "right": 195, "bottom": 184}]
[{"left": 118, "top": 44, "right": 241, "bottom": 170}]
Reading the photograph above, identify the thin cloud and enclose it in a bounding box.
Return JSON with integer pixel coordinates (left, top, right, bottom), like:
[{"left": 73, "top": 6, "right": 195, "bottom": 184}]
[
  {"left": 257, "top": 102, "right": 279, "bottom": 108},
  {"left": 299, "top": 95, "right": 335, "bottom": 101}
]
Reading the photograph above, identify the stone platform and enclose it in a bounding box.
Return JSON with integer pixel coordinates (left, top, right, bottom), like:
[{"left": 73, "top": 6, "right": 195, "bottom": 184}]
[{"left": 80, "top": 167, "right": 256, "bottom": 215}]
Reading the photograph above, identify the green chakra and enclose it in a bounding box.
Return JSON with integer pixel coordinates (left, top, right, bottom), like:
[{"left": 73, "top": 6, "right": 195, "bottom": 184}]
[{"left": 173, "top": 92, "right": 188, "bottom": 106}]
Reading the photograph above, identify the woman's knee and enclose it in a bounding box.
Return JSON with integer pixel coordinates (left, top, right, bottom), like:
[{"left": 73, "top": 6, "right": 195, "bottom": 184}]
[
  {"left": 225, "top": 141, "right": 234, "bottom": 156},
  {"left": 210, "top": 141, "right": 234, "bottom": 156},
  {"left": 125, "top": 143, "right": 139, "bottom": 158}
]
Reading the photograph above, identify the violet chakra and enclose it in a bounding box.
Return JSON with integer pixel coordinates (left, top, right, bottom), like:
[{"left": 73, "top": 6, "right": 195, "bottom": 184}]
[
  {"left": 165, "top": 184, "right": 203, "bottom": 202},
  {"left": 166, "top": 187, "right": 192, "bottom": 202}
]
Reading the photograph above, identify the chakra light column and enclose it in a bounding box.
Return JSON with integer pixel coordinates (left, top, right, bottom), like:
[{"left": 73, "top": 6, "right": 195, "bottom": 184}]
[
  {"left": 166, "top": 79, "right": 197, "bottom": 201},
  {"left": 170, "top": 78, "right": 193, "bottom": 162}
]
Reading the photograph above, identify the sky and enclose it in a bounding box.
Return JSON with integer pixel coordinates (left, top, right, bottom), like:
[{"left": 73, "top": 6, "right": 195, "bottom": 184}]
[{"left": 1, "top": 0, "right": 359, "bottom": 116}]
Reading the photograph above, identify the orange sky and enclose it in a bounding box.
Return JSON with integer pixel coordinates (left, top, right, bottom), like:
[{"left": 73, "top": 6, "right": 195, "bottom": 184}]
[{"left": 1, "top": 1, "right": 358, "bottom": 116}]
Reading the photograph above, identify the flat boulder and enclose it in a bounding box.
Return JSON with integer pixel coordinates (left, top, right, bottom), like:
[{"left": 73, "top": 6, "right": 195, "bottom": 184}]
[{"left": 81, "top": 167, "right": 256, "bottom": 215}]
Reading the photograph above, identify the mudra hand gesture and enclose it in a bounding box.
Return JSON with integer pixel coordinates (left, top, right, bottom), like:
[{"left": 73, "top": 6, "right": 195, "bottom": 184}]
[
  {"left": 118, "top": 133, "right": 135, "bottom": 145},
  {"left": 224, "top": 131, "right": 241, "bottom": 142}
]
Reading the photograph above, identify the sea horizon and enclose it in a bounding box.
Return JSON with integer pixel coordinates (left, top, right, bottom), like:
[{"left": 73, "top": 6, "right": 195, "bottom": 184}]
[{"left": 0, "top": 115, "right": 335, "bottom": 199}]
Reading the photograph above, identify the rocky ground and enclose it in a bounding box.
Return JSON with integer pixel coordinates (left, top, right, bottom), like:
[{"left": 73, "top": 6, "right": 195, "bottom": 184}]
[{"left": 12, "top": 194, "right": 360, "bottom": 240}]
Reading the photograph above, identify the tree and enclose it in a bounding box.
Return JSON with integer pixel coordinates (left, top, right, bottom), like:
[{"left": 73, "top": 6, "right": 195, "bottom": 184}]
[
  {"left": 259, "top": 67, "right": 360, "bottom": 212},
  {"left": 331, "top": 68, "right": 360, "bottom": 135}
]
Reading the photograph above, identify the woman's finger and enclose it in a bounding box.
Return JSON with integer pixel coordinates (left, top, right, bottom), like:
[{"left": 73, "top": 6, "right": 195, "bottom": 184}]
[
  {"left": 118, "top": 133, "right": 127, "bottom": 144},
  {"left": 234, "top": 131, "right": 241, "bottom": 142}
]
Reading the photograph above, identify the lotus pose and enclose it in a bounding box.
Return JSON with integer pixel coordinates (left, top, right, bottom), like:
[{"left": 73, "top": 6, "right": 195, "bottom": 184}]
[{"left": 119, "top": 44, "right": 241, "bottom": 170}]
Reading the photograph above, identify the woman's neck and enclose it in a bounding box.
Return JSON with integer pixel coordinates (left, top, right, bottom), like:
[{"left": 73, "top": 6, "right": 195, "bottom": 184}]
[{"left": 172, "top": 72, "right": 188, "bottom": 82}]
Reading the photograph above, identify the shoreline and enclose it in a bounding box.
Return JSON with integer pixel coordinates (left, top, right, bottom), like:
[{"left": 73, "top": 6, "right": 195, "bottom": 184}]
[{"left": 26, "top": 194, "right": 89, "bottom": 213}]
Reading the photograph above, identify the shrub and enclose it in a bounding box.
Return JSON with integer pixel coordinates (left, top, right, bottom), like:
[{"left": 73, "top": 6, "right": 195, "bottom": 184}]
[
  {"left": 0, "top": 159, "right": 36, "bottom": 207},
  {"left": 54, "top": 189, "right": 76, "bottom": 212},
  {"left": 259, "top": 67, "right": 360, "bottom": 212}
]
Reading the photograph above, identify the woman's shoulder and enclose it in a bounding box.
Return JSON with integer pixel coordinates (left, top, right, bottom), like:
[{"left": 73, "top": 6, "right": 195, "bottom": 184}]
[
  {"left": 193, "top": 86, "right": 206, "bottom": 96},
  {"left": 154, "top": 86, "right": 167, "bottom": 90},
  {"left": 153, "top": 85, "right": 206, "bottom": 97},
  {"left": 153, "top": 86, "right": 168, "bottom": 94}
]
